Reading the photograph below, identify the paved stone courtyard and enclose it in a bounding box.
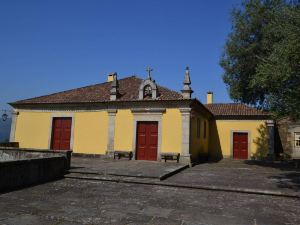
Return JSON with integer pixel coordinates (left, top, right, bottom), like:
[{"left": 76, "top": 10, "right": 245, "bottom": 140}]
[
  {"left": 70, "top": 157, "right": 188, "bottom": 179},
  {"left": 0, "top": 157, "right": 300, "bottom": 225},
  {"left": 0, "top": 178, "right": 300, "bottom": 225},
  {"left": 165, "top": 159, "right": 300, "bottom": 196}
]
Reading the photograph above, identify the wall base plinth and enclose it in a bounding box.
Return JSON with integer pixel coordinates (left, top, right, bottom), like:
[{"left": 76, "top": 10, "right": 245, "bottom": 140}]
[{"left": 179, "top": 154, "right": 191, "bottom": 166}]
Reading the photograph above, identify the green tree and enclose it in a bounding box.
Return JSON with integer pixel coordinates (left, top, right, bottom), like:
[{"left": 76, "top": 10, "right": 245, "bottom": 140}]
[
  {"left": 253, "top": 124, "right": 269, "bottom": 159},
  {"left": 220, "top": 0, "right": 300, "bottom": 119}
]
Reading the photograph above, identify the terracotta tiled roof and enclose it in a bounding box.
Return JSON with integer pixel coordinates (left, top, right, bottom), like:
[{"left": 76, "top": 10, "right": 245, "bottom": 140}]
[
  {"left": 204, "top": 103, "right": 269, "bottom": 118},
  {"left": 11, "top": 76, "right": 184, "bottom": 105}
]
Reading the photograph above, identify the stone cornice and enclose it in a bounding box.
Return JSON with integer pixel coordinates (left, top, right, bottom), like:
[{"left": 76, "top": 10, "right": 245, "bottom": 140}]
[
  {"left": 131, "top": 108, "right": 166, "bottom": 114},
  {"left": 179, "top": 108, "right": 192, "bottom": 113},
  {"left": 214, "top": 115, "right": 271, "bottom": 120},
  {"left": 10, "top": 100, "right": 192, "bottom": 111}
]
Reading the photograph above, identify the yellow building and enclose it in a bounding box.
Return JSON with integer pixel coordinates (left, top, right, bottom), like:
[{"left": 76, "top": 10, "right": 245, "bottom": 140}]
[
  {"left": 8, "top": 68, "right": 272, "bottom": 163},
  {"left": 205, "top": 101, "right": 270, "bottom": 160}
]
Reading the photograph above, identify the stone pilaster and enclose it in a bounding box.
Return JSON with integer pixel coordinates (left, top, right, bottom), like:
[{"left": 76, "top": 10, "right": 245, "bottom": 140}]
[
  {"left": 9, "top": 110, "right": 19, "bottom": 142},
  {"left": 180, "top": 108, "right": 191, "bottom": 164},
  {"left": 107, "top": 109, "right": 117, "bottom": 156},
  {"left": 266, "top": 120, "right": 275, "bottom": 159}
]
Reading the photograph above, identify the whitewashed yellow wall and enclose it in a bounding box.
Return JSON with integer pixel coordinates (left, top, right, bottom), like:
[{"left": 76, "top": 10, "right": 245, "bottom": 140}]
[
  {"left": 14, "top": 111, "right": 109, "bottom": 154},
  {"left": 114, "top": 109, "right": 134, "bottom": 151},
  {"left": 14, "top": 109, "right": 268, "bottom": 160},
  {"left": 210, "top": 120, "right": 267, "bottom": 159},
  {"left": 13, "top": 108, "right": 184, "bottom": 155},
  {"left": 190, "top": 116, "right": 209, "bottom": 160},
  {"left": 161, "top": 109, "right": 182, "bottom": 153},
  {"left": 15, "top": 111, "right": 52, "bottom": 149},
  {"left": 73, "top": 111, "right": 108, "bottom": 154}
]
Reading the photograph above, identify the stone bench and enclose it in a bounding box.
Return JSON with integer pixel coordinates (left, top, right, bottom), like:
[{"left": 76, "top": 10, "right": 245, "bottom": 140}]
[
  {"left": 113, "top": 151, "right": 133, "bottom": 160},
  {"left": 160, "top": 153, "right": 180, "bottom": 163}
]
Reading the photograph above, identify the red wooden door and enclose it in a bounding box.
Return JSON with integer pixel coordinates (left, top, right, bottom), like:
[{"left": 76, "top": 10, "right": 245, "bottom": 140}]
[
  {"left": 233, "top": 132, "right": 248, "bottom": 159},
  {"left": 136, "top": 122, "right": 158, "bottom": 161},
  {"left": 51, "top": 117, "right": 72, "bottom": 150}
]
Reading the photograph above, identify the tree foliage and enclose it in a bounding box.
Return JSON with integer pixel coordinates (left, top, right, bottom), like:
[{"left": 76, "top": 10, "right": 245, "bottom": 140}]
[{"left": 220, "top": 0, "right": 300, "bottom": 119}]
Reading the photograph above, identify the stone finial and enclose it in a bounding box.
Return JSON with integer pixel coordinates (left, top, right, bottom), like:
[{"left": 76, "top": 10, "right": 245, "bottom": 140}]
[
  {"left": 110, "top": 73, "right": 119, "bottom": 101},
  {"left": 181, "top": 66, "right": 193, "bottom": 99}
]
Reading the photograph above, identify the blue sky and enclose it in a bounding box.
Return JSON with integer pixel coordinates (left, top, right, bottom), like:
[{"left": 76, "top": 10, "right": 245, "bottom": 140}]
[{"left": 0, "top": 0, "right": 241, "bottom": 111}]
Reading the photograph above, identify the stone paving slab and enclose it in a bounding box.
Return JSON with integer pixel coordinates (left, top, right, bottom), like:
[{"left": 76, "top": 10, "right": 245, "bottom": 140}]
[
  {"left": 70, "top": 157, "right": 188, "bottom": 179},
  {"left": 165, "top": 159, "right": 300, "bottom": 197},
  {"left": 0, "top": 178, "right": 299, "bottom": 225}
]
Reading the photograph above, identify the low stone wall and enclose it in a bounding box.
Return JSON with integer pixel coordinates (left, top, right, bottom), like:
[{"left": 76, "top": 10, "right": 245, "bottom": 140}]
[
  {"left": 0, "top": 148, "right": 72, "bottom": 169},
  {"left": 0, "top": 148, "right": 72, "bottom": 192}
]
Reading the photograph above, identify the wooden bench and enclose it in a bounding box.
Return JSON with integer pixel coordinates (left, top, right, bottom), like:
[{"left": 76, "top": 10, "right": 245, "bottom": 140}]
[
  {"left": 0, "top": 142, "right": 19, "bottom": 148},
  {"left": 113, "top": 151, "right": 133, "bottom": 160},
  {"left": 160, "top": 153, "right": 180, "bottom": 163}
]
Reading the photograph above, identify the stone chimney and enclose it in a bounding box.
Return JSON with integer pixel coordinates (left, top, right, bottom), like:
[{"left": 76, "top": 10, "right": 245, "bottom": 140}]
[
  {"left": 110, "top": 73, "right": 119, "bottom": 101},
  {"left": 207, "top": 92, "right": 213, "bottom": 104},
  {"left": 107, "top": 73, "right": 117, "bottom": 82},
  {"left": 181, "top": 66, "right": 193, "bottom": 99}
]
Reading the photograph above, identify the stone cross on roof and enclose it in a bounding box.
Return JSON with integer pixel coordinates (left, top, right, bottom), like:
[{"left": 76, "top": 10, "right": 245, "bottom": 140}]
[{"left": 146, "top": 67, "right": 153, "bottom": 80}]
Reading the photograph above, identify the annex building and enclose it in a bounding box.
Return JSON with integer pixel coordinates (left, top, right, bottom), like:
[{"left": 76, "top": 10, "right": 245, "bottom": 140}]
[{"left": 8, "top": 68, "right": 272, "bottom": 163}]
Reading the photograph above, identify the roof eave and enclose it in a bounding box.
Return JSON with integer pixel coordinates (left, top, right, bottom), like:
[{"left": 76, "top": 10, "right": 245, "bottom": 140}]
[
  {"left": 9, "top": 99, "right": 193, "bottom": 110},
  {"left": 214, "top": 115, "right": 271, "bottom": 120}
]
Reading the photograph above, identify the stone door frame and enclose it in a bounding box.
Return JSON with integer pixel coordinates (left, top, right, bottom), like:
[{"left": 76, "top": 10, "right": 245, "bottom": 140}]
[{"left": 131, "top": 108, "right": 165, "bottom": 161}]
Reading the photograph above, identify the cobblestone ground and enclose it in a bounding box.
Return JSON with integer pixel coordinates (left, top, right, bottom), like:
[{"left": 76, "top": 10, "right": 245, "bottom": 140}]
[{"left": 0, "top": 178, "right": 299, "bottom": 225}]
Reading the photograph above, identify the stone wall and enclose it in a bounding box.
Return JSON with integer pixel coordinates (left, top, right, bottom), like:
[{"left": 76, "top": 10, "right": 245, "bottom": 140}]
[
  {"left": 0, "top": 148, "right": 72, "bottom": 169},
  {"left": 0, "top": 148, "right": 71, "bottom": 192},
  {"left": 276, "top": 118, "right": 292, "bottom": 155},
  {"left": 276, "top": 118, "right": 300, "bottom": 158}
]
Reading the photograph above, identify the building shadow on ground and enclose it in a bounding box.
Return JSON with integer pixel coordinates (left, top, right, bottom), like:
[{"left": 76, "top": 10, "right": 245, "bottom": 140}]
[
  {"left": 269, "top": 172, "right": 300, "bottom": 192},
  {"left": 244, "top": 160, "right": 300, "bottom": 192},
  {"left": 244, "top": 160, "right": 299, "bottom": 171},
  {"left": 0, "top": 177, "right": 65, "bottom": 195}
]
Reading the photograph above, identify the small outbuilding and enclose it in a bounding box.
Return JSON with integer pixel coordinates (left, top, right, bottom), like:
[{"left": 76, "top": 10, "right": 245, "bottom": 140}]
[{"left": 276, "top": 117, "right": 300, "bottom": 159}]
